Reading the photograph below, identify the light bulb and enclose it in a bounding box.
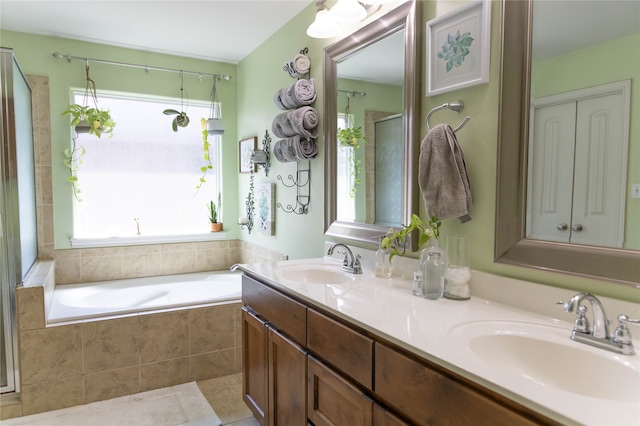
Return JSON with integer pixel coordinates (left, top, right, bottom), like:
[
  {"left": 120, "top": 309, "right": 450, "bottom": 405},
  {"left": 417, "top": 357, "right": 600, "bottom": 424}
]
[
  {"left": 330, "top": 0, "right": 367, "bottom": 23},
  {"left": 307, "top": 9, "right": 341, "bottom": 38}
]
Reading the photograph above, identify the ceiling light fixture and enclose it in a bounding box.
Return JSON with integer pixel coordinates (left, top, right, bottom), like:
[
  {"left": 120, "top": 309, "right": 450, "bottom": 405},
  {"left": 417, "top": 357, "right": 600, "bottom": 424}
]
[
  {"left": 330, "top": 0, "right": 367, "bottom": 23},
  {"left": 307, "top": 0, "right": 341, "bottom": 39}
]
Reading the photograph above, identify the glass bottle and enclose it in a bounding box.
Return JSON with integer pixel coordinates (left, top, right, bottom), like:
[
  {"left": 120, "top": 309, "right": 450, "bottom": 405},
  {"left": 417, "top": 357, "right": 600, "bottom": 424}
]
[
  {"left": 420, "top": 238, "right": 446, "bottom": 300},
  {"left": 375, "top": 237, "right": 392, "bottom": 278}
]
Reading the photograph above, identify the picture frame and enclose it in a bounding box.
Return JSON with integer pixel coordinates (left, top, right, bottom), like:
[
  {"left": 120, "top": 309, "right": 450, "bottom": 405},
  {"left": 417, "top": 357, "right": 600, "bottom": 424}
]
[
  {"left": 239, "top": 137, "right": 257, "bottom": 173},
  {"left": 426, "top": 0, "right": 491, "bottom": 96},
  {"left": 256, "top": 182, "right": 275, "bottom": 235}
]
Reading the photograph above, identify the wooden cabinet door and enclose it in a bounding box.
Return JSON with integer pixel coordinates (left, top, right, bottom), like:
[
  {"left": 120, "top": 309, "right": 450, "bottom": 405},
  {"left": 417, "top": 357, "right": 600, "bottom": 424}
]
[
  {"left": 268, "top": 327, "right": 307, "bottom": 426},
  {"left": 242, "top": 307, "right": 268, "bottom": 426},
  {"left": 308, "top": 356, "right": 373, "bottom": 426},
  {"left": 373, "top": 404, "right": 408, "bottom": 426}
]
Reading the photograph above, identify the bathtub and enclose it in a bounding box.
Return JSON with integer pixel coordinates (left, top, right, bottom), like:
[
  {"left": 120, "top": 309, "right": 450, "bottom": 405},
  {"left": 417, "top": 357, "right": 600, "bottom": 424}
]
[{"left": 48, "top": 271, "right": 242, "bottom": 323}]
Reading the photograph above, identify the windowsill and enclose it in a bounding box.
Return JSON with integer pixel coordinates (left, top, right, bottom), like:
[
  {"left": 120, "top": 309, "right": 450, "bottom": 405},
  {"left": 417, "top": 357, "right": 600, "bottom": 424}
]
[{"left": 69, "top": 232, "right": 229, "bottom": 248}]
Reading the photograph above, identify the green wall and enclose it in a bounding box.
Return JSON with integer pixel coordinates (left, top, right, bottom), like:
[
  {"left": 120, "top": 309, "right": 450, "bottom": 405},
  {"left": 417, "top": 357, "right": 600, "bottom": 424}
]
[
  {"left": 0, "top": 30, "right": 240, "bottom": 247},
  {"left": 532, "top": 33, "right": 640, "bottom": 250},
  {"left": 2, "top": 0, "right": 637, "bottom": 301}
]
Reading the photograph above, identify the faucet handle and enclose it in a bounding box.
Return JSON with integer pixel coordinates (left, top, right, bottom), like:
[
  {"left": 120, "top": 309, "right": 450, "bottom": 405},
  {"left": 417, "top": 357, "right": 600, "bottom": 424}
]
[
  {"left": 572, "top": 305, "right": 590, "bottom": 334},
  {"left": 556, "top": 301, "right": 569, "bottom": 312},
  {"left": 353, "top": 254, "right": 363, "bottom": 274},
  {"left": 613, "top": 315, "right": 639, "bottom": 350}
]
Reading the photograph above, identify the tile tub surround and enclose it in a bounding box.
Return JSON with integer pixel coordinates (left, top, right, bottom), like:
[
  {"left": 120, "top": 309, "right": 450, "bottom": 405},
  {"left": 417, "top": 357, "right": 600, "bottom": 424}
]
[{"left": 10, "top": 271, "right": 243, "bottom": 419}]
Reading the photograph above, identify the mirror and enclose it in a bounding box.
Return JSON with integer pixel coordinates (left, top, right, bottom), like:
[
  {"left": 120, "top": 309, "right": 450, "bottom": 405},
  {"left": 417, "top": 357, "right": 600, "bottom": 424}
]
[
  {"left": 496, "top": 0, "right": 640, "bottom": 287},
  {"left": 324, "top": 1, "right": 421, "bottom": 249}
]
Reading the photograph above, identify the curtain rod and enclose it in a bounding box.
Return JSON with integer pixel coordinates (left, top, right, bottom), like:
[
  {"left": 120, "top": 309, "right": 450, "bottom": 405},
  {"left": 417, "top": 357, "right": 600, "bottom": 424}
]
[
  {"left": 51, "top": 52, "right": 232, "bottom": 81},
  {"left": 338, "top": 89, "right": 366, "bottom": 97}
]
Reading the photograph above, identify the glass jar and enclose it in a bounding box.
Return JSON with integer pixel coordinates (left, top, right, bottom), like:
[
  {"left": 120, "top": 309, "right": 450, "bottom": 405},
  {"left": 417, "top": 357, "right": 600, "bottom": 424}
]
[
  {"left": 444, "top": 236, "right": 471, "bottom": 300},
  {"left": 375, "top": 237, "right": 392, "bottom": 278}
]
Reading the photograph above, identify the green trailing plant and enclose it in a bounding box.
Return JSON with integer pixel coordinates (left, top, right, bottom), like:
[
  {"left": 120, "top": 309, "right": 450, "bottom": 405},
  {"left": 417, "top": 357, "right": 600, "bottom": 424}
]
[
  {"left": 194, "top": 118, "right": 214, "bottom": 194},
  {"left": 337, "top": 127, "right": 367, "bottom": 197},
  {"left": 63, "top": 140, "right": 86, "bottom": 201},
  {"left": 207, "top": 193, "right": 222, "bottom": 223},
  {"left": 381, "top": 214, "right": 441, "bottom": 262},
  {"left": 62, "top": 64, "right": 115, "bottom": 201}
]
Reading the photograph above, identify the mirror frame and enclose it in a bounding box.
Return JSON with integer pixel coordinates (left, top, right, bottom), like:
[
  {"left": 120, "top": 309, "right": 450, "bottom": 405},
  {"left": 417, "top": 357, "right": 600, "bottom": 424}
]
[
  {"left": 495, "top": 0, "right": 639, "bottom": 287},
  {"left": 324, "top": 1, "right": 421, "bottom": 249}
]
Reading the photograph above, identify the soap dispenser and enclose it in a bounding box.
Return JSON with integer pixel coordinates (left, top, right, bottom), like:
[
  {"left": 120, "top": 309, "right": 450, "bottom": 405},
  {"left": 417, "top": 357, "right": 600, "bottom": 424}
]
[{"left": 375, "top": 236, "right": 392, "bottom": 278}]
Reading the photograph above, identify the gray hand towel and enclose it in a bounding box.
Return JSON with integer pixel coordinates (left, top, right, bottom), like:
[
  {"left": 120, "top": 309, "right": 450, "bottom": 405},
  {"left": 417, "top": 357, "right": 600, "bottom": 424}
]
[
  {"left": 274, "top": 79, "right": 317, "bottom": 111},
  {"left": 418, "top": 124, "right": 472, "bottom": 222}
]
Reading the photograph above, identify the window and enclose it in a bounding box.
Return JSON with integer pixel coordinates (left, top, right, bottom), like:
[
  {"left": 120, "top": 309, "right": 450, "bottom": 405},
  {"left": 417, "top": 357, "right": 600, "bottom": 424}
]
[{"left": 70, "top": 92, "right": 221, "bottom": 240}]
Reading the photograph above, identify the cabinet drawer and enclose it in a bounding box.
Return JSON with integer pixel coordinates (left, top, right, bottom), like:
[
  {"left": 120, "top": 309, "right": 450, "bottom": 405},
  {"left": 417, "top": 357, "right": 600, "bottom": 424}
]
[
  {"left": 374, "top": 343, "right": 541, "bottom": 426},
  {"left": 308, "top": 356, "right": 372, "bottom": 426},
  {"left": 242, "top": 274, "right": 307, "bottom": 345},
  {"left": 307, "top": 309, "right": 373, "bottom": 390}
]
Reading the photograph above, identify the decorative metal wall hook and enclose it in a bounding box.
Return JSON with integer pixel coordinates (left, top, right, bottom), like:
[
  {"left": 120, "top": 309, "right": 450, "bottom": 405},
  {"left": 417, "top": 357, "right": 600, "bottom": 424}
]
[
  {"left": 276, "top": 161, "right": 310, "bottom": 215},
  {"left": 239, "top": 173, "right": 255, "bottom": 233},
  {"left": 251, "top": 130, "right": 271, "bottom": 176}
]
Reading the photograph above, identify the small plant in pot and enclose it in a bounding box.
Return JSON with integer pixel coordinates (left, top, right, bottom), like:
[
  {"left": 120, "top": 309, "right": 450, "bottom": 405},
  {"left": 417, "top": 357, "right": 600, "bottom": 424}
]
[{"left": 208, "top": 193, "right": 222, "bottom": 232}]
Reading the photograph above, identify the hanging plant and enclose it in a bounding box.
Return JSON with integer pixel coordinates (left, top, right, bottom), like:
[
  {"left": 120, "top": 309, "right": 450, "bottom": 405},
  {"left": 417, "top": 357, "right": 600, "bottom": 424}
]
[
  {"left": 337, "top": 93, "right": 367, "bottom": 197},
  {"left": 62, "top": 64, "right": 115, "bottom": 138},
  {"left": 194, "top": 117, "right": 214, "bottom": 194},
  {"left": 61, "top": 64, "right": 115, "bottom": 201},
  {"left": 163, "top": 71, "right": 190, "bottom": 132}
]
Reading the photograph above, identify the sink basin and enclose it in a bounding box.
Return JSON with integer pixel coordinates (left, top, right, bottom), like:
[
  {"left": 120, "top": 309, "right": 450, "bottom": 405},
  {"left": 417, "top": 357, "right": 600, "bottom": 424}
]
[
  {"left": 275, "top": 264, "right": 356, "bottom": 285},
  {"left": 449, "top": 321, "right": 640, "bottom": 402}
]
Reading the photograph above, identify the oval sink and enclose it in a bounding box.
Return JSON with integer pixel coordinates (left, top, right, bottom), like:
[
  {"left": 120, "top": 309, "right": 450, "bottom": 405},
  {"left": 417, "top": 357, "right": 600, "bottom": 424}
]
[
  {"left": 276, "top": 264, "right": 355, "bottom": 285},
  {"left": 450, "top": 321, "right": 640, "bottom": 402}
]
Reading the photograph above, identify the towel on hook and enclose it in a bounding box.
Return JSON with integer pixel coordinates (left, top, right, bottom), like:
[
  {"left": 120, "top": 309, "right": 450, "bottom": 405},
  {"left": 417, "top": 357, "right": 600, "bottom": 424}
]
[{"left": 418, "top": 124, "right": 473, "bottom": 222}]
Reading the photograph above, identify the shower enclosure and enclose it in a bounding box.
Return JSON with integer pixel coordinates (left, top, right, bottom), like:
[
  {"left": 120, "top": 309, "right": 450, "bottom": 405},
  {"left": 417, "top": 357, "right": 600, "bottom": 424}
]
[{"left": 1, "top": 48, "right": 37, "bottom": 394}]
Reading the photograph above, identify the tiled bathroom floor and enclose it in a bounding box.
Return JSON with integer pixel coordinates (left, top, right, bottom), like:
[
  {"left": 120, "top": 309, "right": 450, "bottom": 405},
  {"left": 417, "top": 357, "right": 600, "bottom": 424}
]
[{"left": 197, "top": 373, "right": 259, "bottom": 426}]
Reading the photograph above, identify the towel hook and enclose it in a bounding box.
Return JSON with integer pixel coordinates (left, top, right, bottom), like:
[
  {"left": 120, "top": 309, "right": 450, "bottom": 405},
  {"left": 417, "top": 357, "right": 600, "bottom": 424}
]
[{"left": 425, "top": 101, "right": 471, "bottom": 133}]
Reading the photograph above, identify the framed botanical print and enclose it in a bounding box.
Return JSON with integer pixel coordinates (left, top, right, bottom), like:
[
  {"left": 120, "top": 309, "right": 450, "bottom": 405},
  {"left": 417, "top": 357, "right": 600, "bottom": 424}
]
[
  {"left": 426, "top": 0, "right": 491, "bottom": 96},
  {"left": 239, "top": 137, "right": 257, "bottom": 173}
]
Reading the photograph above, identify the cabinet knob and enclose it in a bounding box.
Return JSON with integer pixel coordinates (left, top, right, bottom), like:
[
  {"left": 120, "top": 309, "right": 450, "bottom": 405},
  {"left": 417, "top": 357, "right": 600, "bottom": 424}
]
[
  {"left": 572, "top": 224, "right": 583, "bottom": 232},
  {"left": 557, "top": 223, "right": 568, "bottom": 231}
]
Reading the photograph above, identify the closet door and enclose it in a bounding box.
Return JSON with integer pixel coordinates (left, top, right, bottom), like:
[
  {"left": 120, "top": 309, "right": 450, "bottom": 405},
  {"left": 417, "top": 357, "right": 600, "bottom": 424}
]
[
  {"left": 528, "top": 101, "right": 577, "bottom": 242},
  {"left": 571, "top": 92, "right": 626, "bottom": 247}
]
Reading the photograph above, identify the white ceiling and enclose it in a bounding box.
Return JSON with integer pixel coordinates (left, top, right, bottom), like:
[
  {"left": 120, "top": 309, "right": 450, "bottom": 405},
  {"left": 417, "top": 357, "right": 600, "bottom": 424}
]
[{"left": 0, "top": 0, "right": 311, "bottom": 63}]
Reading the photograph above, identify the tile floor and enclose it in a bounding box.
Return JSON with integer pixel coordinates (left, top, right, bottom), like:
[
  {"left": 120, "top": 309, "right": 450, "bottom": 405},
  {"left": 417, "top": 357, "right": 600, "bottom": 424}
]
[{"left": 197, "top": 373, "right": 259, "bottom": 426}]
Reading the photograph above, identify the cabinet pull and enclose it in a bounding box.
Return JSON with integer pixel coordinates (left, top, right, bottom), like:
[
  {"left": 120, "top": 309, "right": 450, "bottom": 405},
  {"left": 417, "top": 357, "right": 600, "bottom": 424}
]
[
  {"left": 557, "top": 223, "right": 568, "bottom": 231},
  {"left": 572, "top": 224, "right": 583, "bottom": 232}
]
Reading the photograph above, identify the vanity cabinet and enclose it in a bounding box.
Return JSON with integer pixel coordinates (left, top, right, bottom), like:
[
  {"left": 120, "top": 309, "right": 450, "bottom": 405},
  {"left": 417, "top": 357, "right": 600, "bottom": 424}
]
[
  {"left": 242, "top": 275, "right": 308, "bottom": 426},
  {"left": 242, "top": 273, "right": 555, "bottom": 426}
]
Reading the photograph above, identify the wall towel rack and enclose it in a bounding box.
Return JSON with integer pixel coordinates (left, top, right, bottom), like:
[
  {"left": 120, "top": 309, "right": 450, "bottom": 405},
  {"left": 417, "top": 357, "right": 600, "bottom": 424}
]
[{"left": 425, "top": 101, "right": 471, "bottom": 133}]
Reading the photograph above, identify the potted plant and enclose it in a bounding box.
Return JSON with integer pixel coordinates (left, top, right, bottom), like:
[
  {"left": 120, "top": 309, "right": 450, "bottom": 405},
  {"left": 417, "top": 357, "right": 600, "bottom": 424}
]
[
  {"left": 62, "top": 104, "right": 115, "bottom": 138},
  {"left": 381, "top": 214, "right": 441, "bottom": 262},
  {"left": 208, "top": 193, "right": 222, "bottom": 232},
  {"left": 337, "top": 127, "right": 367, "bottom": 197}
]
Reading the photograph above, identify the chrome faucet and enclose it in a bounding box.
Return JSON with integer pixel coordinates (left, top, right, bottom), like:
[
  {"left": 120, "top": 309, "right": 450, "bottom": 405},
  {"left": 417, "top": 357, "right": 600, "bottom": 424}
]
[
  {"left": 558, "top": 292, "right": 638, "bottom": 355},
  {"left": 327, "top": 243, "right": 362, "bottom": 274}
]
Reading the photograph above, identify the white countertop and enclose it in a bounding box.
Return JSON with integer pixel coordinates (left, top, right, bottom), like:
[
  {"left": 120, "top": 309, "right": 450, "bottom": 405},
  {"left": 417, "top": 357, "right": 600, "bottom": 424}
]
[{"left": 237, "top": 257, "right": 640, "bottom": 426}]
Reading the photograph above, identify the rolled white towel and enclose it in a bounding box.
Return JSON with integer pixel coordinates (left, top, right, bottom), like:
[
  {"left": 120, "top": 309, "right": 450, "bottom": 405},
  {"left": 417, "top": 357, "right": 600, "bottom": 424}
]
[{"left": 293, "top": 54, "right": 311, "bottom": 75}]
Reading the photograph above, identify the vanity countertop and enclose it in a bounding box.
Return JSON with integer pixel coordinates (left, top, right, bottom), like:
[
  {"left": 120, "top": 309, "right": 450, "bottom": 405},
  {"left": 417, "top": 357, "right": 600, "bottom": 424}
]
[{"left": 237, "top": 257, "right": 640, "bottom": 426}]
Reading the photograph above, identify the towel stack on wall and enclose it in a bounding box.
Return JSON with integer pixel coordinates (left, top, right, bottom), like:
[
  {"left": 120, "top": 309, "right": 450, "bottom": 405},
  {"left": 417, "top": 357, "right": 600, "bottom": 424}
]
[{"left": 272, "top": 53, "right": 318, "bottom": 163}]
